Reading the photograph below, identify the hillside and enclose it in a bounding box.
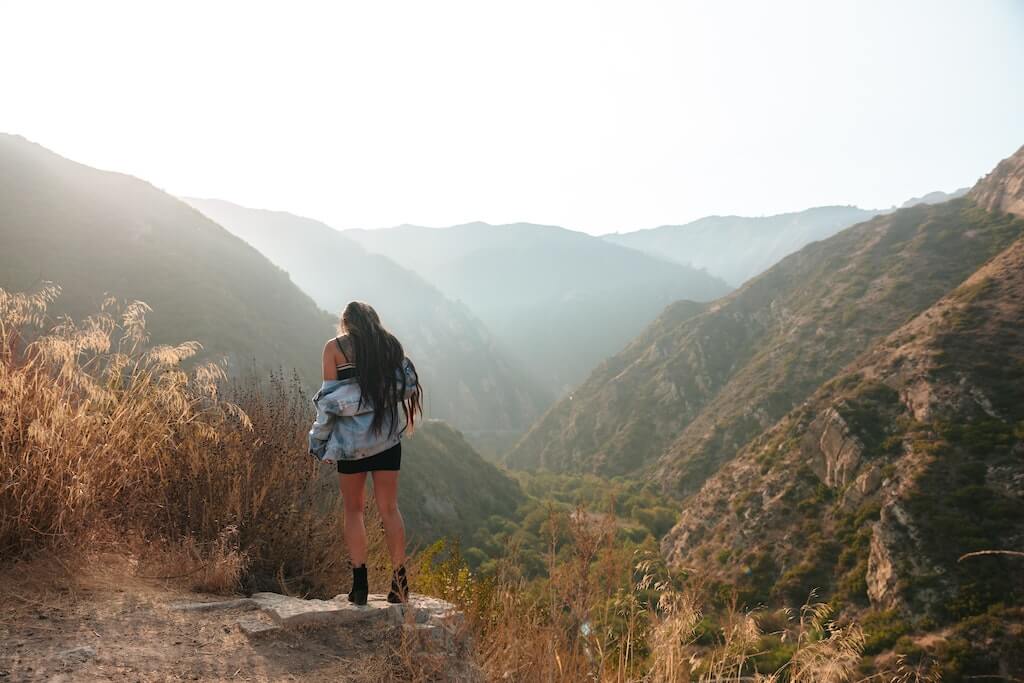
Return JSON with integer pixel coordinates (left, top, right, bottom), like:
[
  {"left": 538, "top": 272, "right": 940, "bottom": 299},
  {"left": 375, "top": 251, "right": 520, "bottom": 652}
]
[
  {"left": 0, "top": 134, "right": 333, "bottom": 382},
  {"left": 185, "top": 199, "right": 550, "bottom": 434},
  {"left": 509, "top": 148, "right": 1024, "bottom": 497},
  {"left": 660, "top": 230, "right": 1024, "bottom": 664},
  {"left": 604, "top": 206, "right": 881, "bottom": 286},
  {"left": 507, "top": 298, "right": 708, "bottom": 474},
  {"left": 399, "top": 421, "right": 525, "bottom": 545},
  {"left": 346, "top": 222, "right": 731, "bottom": 393}
]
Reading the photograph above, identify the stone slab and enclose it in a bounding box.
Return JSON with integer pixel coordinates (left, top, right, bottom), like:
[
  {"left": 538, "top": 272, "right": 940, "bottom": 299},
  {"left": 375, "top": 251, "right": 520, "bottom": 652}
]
[{"left": 247, "top": 591, "right": 461, "bottom": 630}]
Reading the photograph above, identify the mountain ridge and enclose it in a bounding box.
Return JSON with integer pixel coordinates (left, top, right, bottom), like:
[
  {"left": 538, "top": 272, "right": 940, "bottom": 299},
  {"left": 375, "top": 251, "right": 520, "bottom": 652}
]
[
  {"left": 347, "top": 221, "right": 731, "bottom": 394},
  {"left": 603, "top": 205, "right": 883, "bottom": 286}
]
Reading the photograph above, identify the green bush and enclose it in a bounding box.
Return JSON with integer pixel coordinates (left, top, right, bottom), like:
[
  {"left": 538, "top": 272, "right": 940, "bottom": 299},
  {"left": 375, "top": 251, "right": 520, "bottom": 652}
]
[{"left": 861, "top": 609, "right": 912, "bottom": 654}]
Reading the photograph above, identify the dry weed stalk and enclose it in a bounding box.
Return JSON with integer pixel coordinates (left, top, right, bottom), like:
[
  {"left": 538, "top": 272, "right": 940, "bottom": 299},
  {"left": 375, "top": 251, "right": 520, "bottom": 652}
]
[{"left": 886, "top": 654, "right": 943, "bottom": 683}]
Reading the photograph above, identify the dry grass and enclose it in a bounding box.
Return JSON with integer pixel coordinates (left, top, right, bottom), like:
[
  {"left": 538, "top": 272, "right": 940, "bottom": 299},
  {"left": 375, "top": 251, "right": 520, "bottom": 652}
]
[
  {"left": 0, "top": 285, "right": 387, "bottom": 597},
  {"left": 130, "top": 525, "right": 250, "bottom": 594}
]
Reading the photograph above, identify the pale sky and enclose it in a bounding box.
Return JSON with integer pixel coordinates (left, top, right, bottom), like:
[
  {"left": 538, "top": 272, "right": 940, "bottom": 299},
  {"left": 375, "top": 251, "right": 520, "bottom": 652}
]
[{"left": 2, "top": 1, "right": 1023, "bottom": 235}]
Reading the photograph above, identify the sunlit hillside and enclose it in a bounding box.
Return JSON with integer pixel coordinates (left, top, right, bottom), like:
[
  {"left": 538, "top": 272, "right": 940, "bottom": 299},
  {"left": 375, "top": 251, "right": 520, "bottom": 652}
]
[{"left": 0, "top": 133, "right": 333, "bottom": 384}]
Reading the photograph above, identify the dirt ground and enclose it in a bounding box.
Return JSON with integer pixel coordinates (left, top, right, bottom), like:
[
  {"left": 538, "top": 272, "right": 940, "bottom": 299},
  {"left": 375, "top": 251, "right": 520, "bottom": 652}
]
[{"left": 0, "top": 556, "right": 399, "bottom": 682}]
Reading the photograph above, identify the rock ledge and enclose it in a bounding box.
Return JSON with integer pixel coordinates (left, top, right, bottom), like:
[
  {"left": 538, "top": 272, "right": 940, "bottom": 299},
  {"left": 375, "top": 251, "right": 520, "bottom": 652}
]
[{"left": 170, "top": 591, "right": 466, "bottom": 646}]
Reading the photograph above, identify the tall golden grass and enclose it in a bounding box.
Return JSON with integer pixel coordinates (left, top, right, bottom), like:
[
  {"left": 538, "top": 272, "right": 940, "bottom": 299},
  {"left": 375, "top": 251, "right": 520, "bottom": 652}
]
[{"left": 0, "top": 285, "right": 388, "bottom": 595}]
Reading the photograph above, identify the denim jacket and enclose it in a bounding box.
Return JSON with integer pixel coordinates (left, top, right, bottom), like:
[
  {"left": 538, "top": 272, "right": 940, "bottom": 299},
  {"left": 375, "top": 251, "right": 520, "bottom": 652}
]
[{"left": 307, "top": 357, "right": 419, "bottom": 464}]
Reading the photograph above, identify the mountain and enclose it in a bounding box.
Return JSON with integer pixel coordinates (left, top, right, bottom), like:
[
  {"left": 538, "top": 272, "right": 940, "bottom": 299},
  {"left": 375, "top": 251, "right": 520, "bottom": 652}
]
[
  {"left": 0, "top": 133, "right": 333, "bottom": 381},
  {"left": 185, "top": 199, "right": 550, "bottom": 434},
  {"left": 346, "top": 222, "right": 731, "bottom": 394},
  {"left": 509, "top": 149, "right": 1024, "bottom": 499},
  {"left": 900, "top": 186, "right": 970, "bottom": 208},
  {"left": 603, "top": 206, "right": 881, "bottom": 286}
]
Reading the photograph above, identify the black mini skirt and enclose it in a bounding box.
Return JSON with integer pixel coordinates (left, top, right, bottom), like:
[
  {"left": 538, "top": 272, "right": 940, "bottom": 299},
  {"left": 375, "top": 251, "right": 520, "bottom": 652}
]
[{"left": 336, "top": 441, "right": 402, "bottom": 474}]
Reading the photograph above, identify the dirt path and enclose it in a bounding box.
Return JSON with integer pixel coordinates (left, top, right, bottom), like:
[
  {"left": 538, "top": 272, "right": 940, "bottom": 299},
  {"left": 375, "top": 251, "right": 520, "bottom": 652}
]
[{"left": 0, "top": 560, "right": 400, "bottom": 682}]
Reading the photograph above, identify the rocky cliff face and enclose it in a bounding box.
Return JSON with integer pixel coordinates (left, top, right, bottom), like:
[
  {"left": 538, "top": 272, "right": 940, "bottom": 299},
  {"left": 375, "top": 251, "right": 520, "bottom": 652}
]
[{"left": 969, "top": 143, "right": 1024, "bottom": 217}]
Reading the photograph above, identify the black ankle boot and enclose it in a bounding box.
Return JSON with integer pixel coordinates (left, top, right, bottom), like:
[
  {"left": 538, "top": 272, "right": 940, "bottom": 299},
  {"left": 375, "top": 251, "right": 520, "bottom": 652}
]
[
  {"left": 386, "top": 563, "right": 409, "bottom": 603},
  {"left": 348, "top": 563, "right": 368, "bottom": 605}
]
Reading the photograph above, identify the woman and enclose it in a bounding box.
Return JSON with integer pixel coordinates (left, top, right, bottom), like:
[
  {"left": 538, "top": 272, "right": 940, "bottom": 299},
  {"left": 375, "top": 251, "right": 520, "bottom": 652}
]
[{"left": 308, "top": 301, "right": 423, "bottom": 605}]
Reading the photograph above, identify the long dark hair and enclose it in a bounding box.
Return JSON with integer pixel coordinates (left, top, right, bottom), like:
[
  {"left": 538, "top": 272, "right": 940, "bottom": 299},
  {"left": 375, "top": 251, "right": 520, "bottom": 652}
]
[{"left": 341, "top": 301, "right": 423, "bottom": 437}]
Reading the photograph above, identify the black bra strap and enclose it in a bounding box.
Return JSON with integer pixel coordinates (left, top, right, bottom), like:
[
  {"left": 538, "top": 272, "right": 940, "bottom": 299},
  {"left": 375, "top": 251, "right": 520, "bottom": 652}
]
[{"left": 334, "top": 336, "right": 349, "bottom": 364}]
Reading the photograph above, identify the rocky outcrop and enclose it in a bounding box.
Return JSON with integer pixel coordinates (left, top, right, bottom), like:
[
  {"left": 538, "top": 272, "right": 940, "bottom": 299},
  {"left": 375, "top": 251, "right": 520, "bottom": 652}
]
[
  {"left": 866, "top": 503, "right": 916, "bottom": 610},
  {"left": 866, "top": 502, "right": 952, "bottom": 615},
  {"left": 969, "top": 143, "right": 1024, "bottom": 218},
  {"left": 839, "top": 464, "right": 883, "bottom": 512},
  {"left": 865, "top": 511, "right": 900, "bottom": 609},
  {"left": 806, "top": 408, "right": 864, "bottom": 488}
]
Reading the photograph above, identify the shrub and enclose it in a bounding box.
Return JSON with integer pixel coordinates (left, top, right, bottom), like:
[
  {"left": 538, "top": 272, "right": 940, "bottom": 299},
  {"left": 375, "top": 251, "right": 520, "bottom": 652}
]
[{"left": 861, "top": 609, "right": 912, "bottom": 654}]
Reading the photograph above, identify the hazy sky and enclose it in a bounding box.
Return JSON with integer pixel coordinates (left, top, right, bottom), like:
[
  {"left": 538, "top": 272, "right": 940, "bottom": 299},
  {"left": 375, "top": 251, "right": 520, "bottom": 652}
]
[{"left": 2, "top": 1, "right": 1023, "bottom": 234}]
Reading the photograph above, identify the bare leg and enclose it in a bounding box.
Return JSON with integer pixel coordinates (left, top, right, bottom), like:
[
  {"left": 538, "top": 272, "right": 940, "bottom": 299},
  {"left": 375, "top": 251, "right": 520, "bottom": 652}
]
[
  {"left": 370, "top": 469, "right": 406, "bottom": 568},
  {"left": 338, "top": 472, "right": 368, "bottom": 565}
]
